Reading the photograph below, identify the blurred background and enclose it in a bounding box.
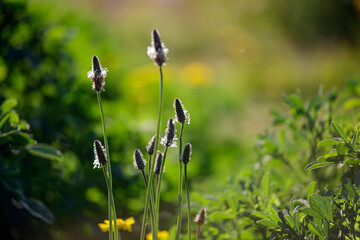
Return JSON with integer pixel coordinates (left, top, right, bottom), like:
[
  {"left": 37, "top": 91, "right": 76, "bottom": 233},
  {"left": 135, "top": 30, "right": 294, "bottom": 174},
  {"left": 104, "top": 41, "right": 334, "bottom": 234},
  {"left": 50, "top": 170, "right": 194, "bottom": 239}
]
[{"left": 1, "top": 0, "right": 360, "bottom": 239}]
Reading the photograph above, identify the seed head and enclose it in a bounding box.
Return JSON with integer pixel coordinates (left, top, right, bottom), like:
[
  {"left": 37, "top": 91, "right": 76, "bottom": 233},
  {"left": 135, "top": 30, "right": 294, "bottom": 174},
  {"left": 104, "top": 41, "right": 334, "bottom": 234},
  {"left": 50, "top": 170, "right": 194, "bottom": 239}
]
[
  {"left": 182, "top": 143, "right": 192, "bottom": 165},
  {"left": 147, "top": 29, "right": 169, "bottom": 66},
  {"left": 154, "top": 152, "right": 163, "bottom": 175},
  {"left": 161, "top": 118, "right": 176, "bottom": 147},
  {"left": 146, "top": 135, "right": 156, "bottom": 155},
  {"left": 87, "top": 55, "right": 108, "bottom": 92},
  {"left": 194, "top": 208, "right": 207, "bottom": 226},
  {"left": 93, "top": 140, "right": 107, "bottom": 168},
  {"left": 133, "top": 149, "right": 146, "bottom": 170}
]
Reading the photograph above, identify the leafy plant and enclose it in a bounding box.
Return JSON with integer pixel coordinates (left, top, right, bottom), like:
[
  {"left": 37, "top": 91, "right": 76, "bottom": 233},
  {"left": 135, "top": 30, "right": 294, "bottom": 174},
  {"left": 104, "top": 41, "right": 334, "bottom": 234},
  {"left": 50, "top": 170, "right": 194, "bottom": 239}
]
[{"left": 0, "top": 98, "right": 62, "bottom": 238}]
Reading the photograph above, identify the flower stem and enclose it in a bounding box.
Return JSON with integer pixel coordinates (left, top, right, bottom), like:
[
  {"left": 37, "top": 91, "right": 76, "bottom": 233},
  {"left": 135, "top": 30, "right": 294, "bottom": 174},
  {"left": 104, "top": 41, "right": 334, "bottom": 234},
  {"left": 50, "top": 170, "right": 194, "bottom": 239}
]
[
  {"left": 97, "top": 92, "right": 118, "bottom": 240},
  {"left": 155, "top": 146, "right": 169, "bottom": 236},
  {"left": 140, "top": 66, "right": 164, "bottom": 240},
  {"left": 175, "top": 123, "right": 185, "bottom": 240},
  {"left": 184, "top": 164, "right": 191, "bottom": 240},
  {"left": 196, "top": 225, "right": 201, "bottom": 240}
]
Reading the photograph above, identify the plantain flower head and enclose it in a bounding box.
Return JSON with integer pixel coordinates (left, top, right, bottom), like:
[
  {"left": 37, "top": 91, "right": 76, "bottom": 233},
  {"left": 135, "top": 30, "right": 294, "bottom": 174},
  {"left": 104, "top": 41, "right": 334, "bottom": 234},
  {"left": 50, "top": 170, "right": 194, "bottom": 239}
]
[
  {"left": 93, "top": 140, "right": 107, "bottom": 168},
  {"left": 87, "top": 55, "right": 108, "bottom": 92},
  {"left": 147, "top": 29, "right": 169, "bottom": 66}
]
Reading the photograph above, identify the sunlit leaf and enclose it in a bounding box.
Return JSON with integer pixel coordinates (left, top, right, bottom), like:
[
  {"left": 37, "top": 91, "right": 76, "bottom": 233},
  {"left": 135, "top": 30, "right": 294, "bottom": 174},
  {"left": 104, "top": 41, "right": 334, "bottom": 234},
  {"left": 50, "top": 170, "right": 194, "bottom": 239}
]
[
  {"left": 309, "top": 223, "right": 325, "bottom": 240},
  {"left": 261, "top": 172, "right": 270, "bottom": 198},
  {"left": 0, "top": 99, "right": 17, "bottom": 116},
  {"left": 332, "top": 121, "right": 347, "bottom": 142},
  {"left": 26, "top": 144, "right": 62, "bottom": 161},
  {"left": 307, "top": 182, "right": 316, "bottom": 200},
  {"left": 209, "top": 211, "right": 236, "bottom": 220},
  {"left": 305, "top": 161, "right": 334, "bottom": 170},
  {"left": 309, "top": 194, "right": 333, "bottom": 221},
  {"left": 317, "top": 139, "right": 340, "bottom": 147},
  {"left": 336, "top": 142, "right": 346, "bottom": 156},
  {"left": 257, "top": 219, "right": 278, "bottom": 228}
]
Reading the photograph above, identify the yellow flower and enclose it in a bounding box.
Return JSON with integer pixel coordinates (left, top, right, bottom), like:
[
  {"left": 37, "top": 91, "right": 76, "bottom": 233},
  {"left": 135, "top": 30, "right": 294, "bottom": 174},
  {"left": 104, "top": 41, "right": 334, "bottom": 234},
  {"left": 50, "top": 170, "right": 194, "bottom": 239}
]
[
  {"left": 98, "top": 217, "right": 135, "bottom": 232},
  {"left": 146, "top": 230, "right": 169, "bottom": 240}
]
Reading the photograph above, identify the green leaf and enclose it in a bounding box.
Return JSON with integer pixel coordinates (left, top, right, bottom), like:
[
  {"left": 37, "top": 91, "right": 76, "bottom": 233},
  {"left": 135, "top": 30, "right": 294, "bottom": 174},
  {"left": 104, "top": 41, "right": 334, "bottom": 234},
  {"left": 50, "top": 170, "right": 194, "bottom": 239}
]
[
  {"left": 332, "top": 121, "right": 348, "bottom": 142},
  {"left": 336, "top": 142, "right": 346, "bottom": 156},
  {"left": 309, "top": 194, "right": 333, "bottom": 221},
  {"left": 344, "top": 158, "right": 360, "bottom": 165},
  {"left": 261, "top": 172, "right": 271, "bottom": 198},
  {"left": 227, "top": 195, "right": 237, "bottom": 212},
  {"left": 0, "top": 131, "right": 34, "bottom": 146},
  {"left": 307, "top": 95, "right": 322, "bottom": 111},
  {"left": 209, "top": 211, "right": 236, "bottom": 220},
  {"left": 317, "top": 139, "right": 340, "bottom": 147},
  {"left": 305, "top": 161, "right": 334, "bottom": 170},
  {"left": 343, "top": 178, "right": 357, "bottom": 202},
  {"left": 270, "top": 205, "right": 280, "bottom": 214},
  {"left": 268, "top": 213, "right": 282, "bottom": 225},
  {"left": 315, "top": 156, "right": 326, "bottom": 162},
  {"left": 26, "top": 144, "right": 62, "bottom": 161},
  {"left": 293, "top": 212, "right": 300, "bottom": 231},
  {"left": 325, "top": 149, "right": 338, "bottom": 159},
  {"left": 308, "top": 223, "right": 325, "bottom": 240},
  {"left": 301, "top": 207, "right": 323, "bottom": 219},
  {"left": 0, "top": 99, "right": 17, "bottom": 116},
  {"left": 19, "top": 195, "right": 54, "bottom": 224},
  {"left": 252, "top": 211, "right": 268, "bottom": 219},
  {"left": 285, "top": 215, "right": 294, "bottom": 229},
  {"left": 257, "top": 219, "right": 278, "bottom": 228},
  {"left": 307, "top": 182, "right": 316, "bottom": 200}
]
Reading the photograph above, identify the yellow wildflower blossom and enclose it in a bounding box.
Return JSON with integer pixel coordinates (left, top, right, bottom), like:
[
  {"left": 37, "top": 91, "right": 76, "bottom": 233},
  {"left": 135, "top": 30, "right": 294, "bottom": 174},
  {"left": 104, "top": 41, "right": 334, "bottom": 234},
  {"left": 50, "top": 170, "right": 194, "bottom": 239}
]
[
  {"left": 98, "top": 217, "right": 135, "bottom": 232},
  {"left": 146, "top": 230, "right": 169, "bottom": 240}
]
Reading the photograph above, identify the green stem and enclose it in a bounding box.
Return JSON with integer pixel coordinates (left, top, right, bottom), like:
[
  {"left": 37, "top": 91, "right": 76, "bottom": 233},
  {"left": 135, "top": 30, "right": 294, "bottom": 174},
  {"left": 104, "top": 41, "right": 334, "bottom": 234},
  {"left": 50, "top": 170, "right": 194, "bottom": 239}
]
[
  {"left": 155, "top": 146, "right": 169, "bottom": 236},
  {"left": 184, "top": 165, "right": 191, "bottom": 240},
  {"left": 102, "top": 167, "right": 121, "bottom": 240},
  {"left": 175, "top": 124, "right": 185, "bottom": 239},
  {"left": 140, "top": 66, "right": 164, "bottom": 240},
  {"left": 141, "top": 170, "right": 156, "bottom": 236},
  {"left": 97, "top": 92, "right": 118, "bottom": 240}
]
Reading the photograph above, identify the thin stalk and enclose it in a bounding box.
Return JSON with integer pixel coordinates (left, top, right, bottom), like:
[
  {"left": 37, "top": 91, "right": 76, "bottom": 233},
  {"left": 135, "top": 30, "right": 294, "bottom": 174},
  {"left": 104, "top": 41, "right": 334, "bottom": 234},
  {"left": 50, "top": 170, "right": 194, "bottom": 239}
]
[
  {"left": 196, "top": 225, "right": 201, "bottom": 240},
  {"left": 175, "top": 124, "right": 185, "bottom": 240},
  {"left": 102, "top": 167, "right": 121, "bottom": 240},
  {"left": 141, "top": 170, "right": 156, "bottom": 235},
  {"left": 141, "top": 66, "right": 164, "bottom": 240},
  {"left": 148, "top": 155, "right": 152, "bottom": 178},
  {"left": 184, "top": 165, "right": 191, "bottom": 240},
  {"left": 155, "top": 146, "right": 169, "bottom": 236},
  {"left": 97, "top": 92, "right": 118, "bottom": 240}
]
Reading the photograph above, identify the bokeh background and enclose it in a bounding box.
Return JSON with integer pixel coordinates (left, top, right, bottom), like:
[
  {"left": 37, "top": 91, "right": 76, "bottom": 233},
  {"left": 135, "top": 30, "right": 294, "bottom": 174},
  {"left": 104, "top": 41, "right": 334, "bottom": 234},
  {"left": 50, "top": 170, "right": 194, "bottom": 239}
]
[{"left": 1, "top": 0, "right": 360, "bottom": 239}]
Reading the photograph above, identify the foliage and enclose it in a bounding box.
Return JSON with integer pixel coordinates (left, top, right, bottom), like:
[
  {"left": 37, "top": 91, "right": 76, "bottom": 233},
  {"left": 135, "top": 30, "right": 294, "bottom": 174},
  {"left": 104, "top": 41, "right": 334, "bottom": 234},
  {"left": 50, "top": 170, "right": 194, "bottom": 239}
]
[
  {"left": 0, "top": 98, "right": 62, "bottom": 239},
  {"left": 194, "top": 79, "right": 360, "bottom": 239}
]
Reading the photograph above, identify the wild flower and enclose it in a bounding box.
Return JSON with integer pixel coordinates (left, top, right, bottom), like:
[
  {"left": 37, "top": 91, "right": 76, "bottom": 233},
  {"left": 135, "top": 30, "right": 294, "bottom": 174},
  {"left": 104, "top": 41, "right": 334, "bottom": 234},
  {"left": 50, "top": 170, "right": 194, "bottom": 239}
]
[
  {"left": 146, "top": 135, "right": 156, "bottom": 155},
  {"left": 174, "top": 98, "right": 190, "bottom": 124},
  {"left": 161, "top": 118, "right": 177, "bottom": 147},
  {"left": 133, "top": 149, "right": 146, "bottom": 170},
  {"left": 194, "top": 208, "right": 207, "bottom": 225},
  {"left": 154, "top": 152, "right": 163, "bottom": 175},
  {"left": 182, "top": 143, "right": 192, "bottom": 165},
  {"left": 93, "top": 140, "right": 107, "bottom": 169},
  {"left": 98, "top": 217, "right": 135, "bottom": 232},
  {"left": 146, "top": 230, "right": 170, "bottom": 240},
  {"left": 147, "top": 29, "right": 169, "bottom": 66},
  {"left": 87, "top": 55, "right": 108, "bottom": 92}
]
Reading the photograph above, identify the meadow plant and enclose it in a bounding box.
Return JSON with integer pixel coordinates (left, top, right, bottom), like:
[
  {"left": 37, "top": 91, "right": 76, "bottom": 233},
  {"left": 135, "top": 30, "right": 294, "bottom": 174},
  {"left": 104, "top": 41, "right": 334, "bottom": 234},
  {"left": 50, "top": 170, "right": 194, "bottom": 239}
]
[
  {"left": 88, "top": 56, "right": 119, "bottom": 240},
  {"left": 88, "top": 30, "right": 200, "bottom": 240}
]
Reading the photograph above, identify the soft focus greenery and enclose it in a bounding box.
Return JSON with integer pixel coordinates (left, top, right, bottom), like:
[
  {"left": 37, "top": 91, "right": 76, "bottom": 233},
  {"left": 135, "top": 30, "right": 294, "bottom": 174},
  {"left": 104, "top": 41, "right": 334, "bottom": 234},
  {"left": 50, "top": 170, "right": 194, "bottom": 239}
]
[{"left": 1, "top": 0, "right": 360, "bottom": 239}]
